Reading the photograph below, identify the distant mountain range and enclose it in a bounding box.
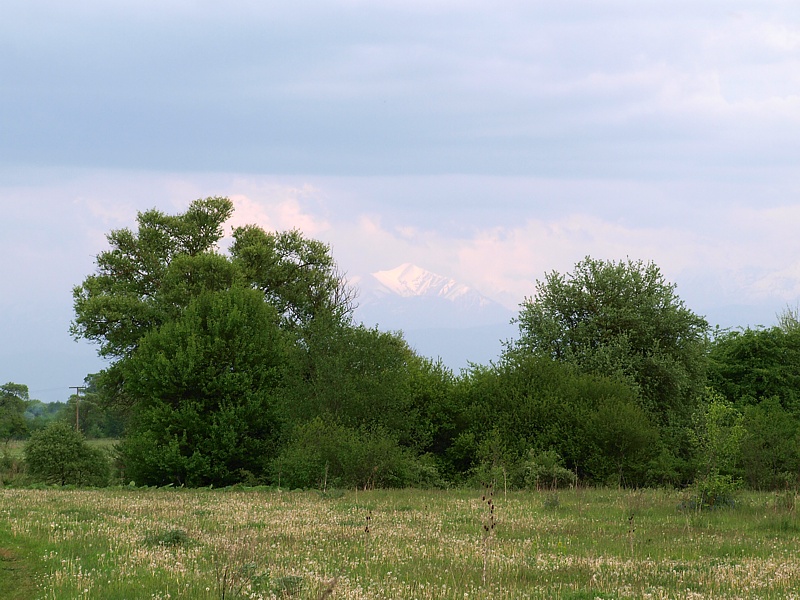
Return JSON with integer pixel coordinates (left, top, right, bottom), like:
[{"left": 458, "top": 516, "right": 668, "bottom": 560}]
[{"left": 353, "top": 263, "right": 518, "bottom": 370}]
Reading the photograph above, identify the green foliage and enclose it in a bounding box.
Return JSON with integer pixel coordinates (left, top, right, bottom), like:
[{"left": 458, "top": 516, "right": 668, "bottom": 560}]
[
  {"left": 683, "top": 474, "right": 739, "bottom": 511},
  {"left": 72, "top": 198, "right": 364, "bottom": 488},
  {"left": 285, "top": 323, "right": 430, "bottom": 449},
  {"left": 690, "top": 390, "right": 745, "bottom": 480},
  {"left": 708, "top": 327, "right": 800, "bottom": 412},
  {"left": 470, "top": 427, "right": 517, "bottom": 487},
  {"left": 740, "top": 397, "right": 800, "bottom": 490},
  {"left": 587, "top": 394, "right": 661, "bottom": 486},
  {"left": 514, "top": 257, "right": 709, "bottom": 428},
  {"left": 119, "top": 286, "right": 290, "bottom": 487},
  {"left": 281, "top": 321, "right": 456, "bottom": 489},
  {"left": 24, "top": 422, "right": 110, "bottom": 486},
  {"left": 230, "top": 226, "right": 355, "bottom": 332},
  {"left": 687, "top": 390, "right": 745, "bottom": 509},
  {"left": 524, "top": 450, "right": 576, "bottom": 490},
  {"left": 456, "top": 353, "right": 658, "bottom": 486},
  {"left": 0, "top": 383, "right": 29, "bottom": 444},
  {"left": 72, "top": 202, "right": 800, "bottom": 493},
  {"left": 777, "top": 302, "right": 800, "bottom": 333},
  {"left": 273, "top": 417, "right": 438, "bottom": 490},
  {"left": 71, "top": 373, "right": 127, "bottom": 438},
  {"left": 71, "top": 197, "right": 235, "bottom": 359},
  {"left": 72, "top": 196, "right": 353, "bottom": 367}
]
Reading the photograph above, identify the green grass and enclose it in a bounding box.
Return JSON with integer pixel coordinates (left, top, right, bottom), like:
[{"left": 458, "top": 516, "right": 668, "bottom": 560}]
[
  {"left": 0, "top": 487, "right": 799, "bottom": 599},
  {"left": 0, "top": 525, "right": 39, "bottom": 599}
]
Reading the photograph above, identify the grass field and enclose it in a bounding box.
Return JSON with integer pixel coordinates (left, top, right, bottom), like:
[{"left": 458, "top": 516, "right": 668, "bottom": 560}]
[{"left": 1, "top": 486, "right": 800, "bottom": 599}]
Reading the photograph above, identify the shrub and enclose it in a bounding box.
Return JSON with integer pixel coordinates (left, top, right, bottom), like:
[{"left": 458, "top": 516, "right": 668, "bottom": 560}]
[
  {"left": 273, "top": 417, "right": 436, "bottom": 489},
  {"left": 24, "top": 422, "right": 110, "bottom": 486},
  {"left": 680, "top": 473, "right": 739, "bottom": 511},
  {"left": 524, "top": 450, "right": 576, "bottom": 490}
]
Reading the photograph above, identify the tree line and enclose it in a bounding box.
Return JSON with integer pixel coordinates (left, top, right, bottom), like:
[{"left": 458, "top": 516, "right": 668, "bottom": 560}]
[{"left": 5, "top": 197, "right": 800, "bottom": 493}]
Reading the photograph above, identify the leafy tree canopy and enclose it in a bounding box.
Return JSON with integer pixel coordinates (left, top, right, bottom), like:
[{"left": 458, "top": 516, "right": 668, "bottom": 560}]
[
  {"left": 513, "top": 257, "right": 709, "bottom": 425},
  {"left": 0, "top": 382, "right": 30, "bottom": 443},
  {"left": 119, "top": 286, "right": 292, "bottom": 486},
  {"left": 708, "top": 326, "right": 800, "bottom": 412},
  {"left": 72, "top": 197, "right": 354, "bottom": 359},
  {"left": 71, "top": 197, "right": 358, "bottom": 480}
]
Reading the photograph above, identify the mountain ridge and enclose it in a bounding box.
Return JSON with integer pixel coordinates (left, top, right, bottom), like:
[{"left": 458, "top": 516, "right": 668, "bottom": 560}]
[{"left": 354, "top": 263, "right": 514, "bottom": 331}]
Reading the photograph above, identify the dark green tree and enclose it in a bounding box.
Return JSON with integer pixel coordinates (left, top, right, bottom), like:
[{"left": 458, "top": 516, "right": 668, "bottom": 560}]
[
  {"left": 71, "top": 197, "right": 236, "bottom": 359},
  {"left": 708, "top": 327, "right": 800, "bottom": 413},
  {"left": 274, "top": 322, "right": 452, "bottom": 487},
  {"left": 230, "top": 226, "right": 356, "bottom": 334},
  {"left": 119, "top": 286, "right": 291, "bottom": 486},
  {"left": 740, "top": 397, "right": 800, "bottom": 490},
  {"left": 514, "top": 257, "right": 709, "bottom": 427},
  {"left": 454, "top": 352, "right": 659, "bottom": 486},
  {"left": 0, "top": 383, "right": 30, "bottom": 444},
  {"left": 286, "top": 323, "right": 436, "bottom": 448},
  {"left": 71, "top": 198, "right": 358, "bottom": 486},
  {"left": 24, "top": 421, "right": 109, "bottom": 486}
]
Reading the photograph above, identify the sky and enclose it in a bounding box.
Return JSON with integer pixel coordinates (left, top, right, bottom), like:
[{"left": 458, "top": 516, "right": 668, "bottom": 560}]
[{"left": 3, "top": 1, "right": 800, "bottom": 402}]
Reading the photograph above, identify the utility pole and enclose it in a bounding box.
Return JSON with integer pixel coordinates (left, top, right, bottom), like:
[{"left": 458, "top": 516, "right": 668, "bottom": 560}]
[{"left": 69, "top": 386, "right": 85, "bottom": 433}]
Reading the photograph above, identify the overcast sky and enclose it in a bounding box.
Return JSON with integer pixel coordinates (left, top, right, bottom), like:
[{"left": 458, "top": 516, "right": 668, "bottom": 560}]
[{"left": 3, "top": 1, "right": 800, "bottom": 402}]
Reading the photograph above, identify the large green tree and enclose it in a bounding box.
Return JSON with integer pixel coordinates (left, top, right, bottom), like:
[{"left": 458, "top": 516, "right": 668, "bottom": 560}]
[
  {"left": 120, "top": 286, "right": 291, "bottom": 486},
  {"left": 71, "top": 198, "right": 236, "bottom": 359},
  {"left": 514, "top": 257, "right": 709, "bottom": 427},
  {"left": 72, "top": 198, "right": 359, "bottom": 485},
  {"left": 72, "top": 197, "right": 354, "bottom": 360}
]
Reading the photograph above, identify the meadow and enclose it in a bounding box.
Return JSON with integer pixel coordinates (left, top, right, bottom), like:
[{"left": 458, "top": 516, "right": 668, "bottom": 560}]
[{"left": 1, "top": 486, "right": 800, "bottom": 600}]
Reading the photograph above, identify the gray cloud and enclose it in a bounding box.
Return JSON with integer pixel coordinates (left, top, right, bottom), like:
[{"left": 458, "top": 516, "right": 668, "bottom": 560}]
[{"left": 4, "top": 2, "right": 799, "bottom": 176}]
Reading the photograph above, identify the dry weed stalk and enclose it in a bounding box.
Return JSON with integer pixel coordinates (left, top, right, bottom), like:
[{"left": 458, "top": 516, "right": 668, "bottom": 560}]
[
  {"left": 627, "top": 513, "right": 636, "bottom": 555},
  {"left": 480, "top": 482, "right": 496, "bottom": 587},
  {"left": 364, "top": 510, "right": 372, "bottom": 566}
]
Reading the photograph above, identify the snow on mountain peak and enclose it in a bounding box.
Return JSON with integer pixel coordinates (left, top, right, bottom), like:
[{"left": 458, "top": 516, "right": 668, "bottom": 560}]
[
  {"left": 357, "top": 263, "right": 515, "bottom": 331},
  {"left": 372, "top": 263, "right": 473, "bottom": 301}
]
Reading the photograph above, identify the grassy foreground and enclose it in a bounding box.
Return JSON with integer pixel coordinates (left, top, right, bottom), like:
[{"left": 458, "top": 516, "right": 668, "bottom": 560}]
[{"left": 1, "top": 486, "right": 800, "bottom": 599}]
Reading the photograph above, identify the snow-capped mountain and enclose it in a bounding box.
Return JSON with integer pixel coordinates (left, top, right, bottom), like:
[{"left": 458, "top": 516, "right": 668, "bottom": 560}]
[
  {"left": 370, "top": 262, "right": 495, "bottom": 307},
  {"left": 356, "top": 263, "right": 513, "bottom": 329},
  {"left": 353, "top": 264, "right": 517, "bottom": 369}
]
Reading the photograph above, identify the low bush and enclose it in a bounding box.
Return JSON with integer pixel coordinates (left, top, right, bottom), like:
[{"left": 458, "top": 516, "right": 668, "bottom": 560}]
[
  {"left": 24, "top": 422, "right": 110, "bottom": 486},
  {"left": 525, "top": 450, "right": 577, "bottom": 490},
  {"left": 273, "top": 417, "right": 439, "bottom": 489}
]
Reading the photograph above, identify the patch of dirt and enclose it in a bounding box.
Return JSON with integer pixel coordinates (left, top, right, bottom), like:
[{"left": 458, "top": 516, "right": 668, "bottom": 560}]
[{"left": 0, "top": 548, "right": 16, "bottom": 561}]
